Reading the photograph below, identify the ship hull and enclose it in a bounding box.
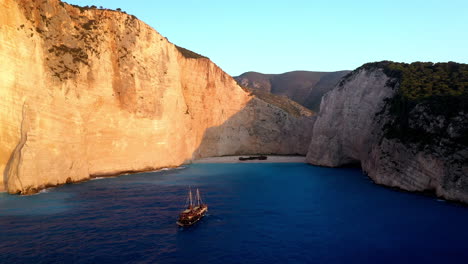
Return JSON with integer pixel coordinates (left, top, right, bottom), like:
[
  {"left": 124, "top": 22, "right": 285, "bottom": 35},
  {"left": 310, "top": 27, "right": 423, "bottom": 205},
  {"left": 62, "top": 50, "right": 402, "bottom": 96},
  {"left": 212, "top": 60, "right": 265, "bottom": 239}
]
[{"left": 177, "top": 206, "right": 208, "bottom": 227}]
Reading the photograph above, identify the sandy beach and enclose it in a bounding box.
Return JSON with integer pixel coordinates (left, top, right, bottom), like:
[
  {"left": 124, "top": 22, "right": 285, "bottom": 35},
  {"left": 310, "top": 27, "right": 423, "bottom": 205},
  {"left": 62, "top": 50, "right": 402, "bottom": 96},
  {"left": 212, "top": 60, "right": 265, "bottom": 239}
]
[{"left": 192, "top": 155, "right": 306, "bottom": 164}]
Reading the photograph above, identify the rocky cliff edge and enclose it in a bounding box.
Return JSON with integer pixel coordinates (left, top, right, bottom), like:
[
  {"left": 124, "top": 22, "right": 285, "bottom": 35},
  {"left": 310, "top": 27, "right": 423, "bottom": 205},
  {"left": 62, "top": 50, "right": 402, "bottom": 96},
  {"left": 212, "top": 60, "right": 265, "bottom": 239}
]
[
  {"left": 0, "top": 0, "right": 314, "bottom": 194},
  {"left": 307, "top": 62, "right": 468, "bottom": 203}
]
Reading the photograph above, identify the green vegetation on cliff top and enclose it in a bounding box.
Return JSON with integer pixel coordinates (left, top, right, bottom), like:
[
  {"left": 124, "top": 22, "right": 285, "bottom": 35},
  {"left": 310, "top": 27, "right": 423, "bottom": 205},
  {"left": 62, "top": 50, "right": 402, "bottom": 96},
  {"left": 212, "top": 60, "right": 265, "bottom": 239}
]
[
  {"left": 361, "top": 61, "right": 468, "bottom": 100},
  {"left": 65, "top": 2, "right": 206, "bottom": 60},
  {"left": 359, "top": 61, "right": 468, "bottom": 152}
]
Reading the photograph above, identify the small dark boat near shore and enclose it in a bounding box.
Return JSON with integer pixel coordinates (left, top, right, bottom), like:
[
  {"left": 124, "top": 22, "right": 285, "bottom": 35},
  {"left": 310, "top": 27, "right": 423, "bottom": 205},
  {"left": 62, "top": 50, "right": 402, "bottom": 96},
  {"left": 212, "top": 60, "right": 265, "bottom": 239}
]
[
  {"left": 238, "top": 155, "right": 268, "bottom": 161},
  {"left": 177, "top": 187, "right": 208, "bottom": 227}
]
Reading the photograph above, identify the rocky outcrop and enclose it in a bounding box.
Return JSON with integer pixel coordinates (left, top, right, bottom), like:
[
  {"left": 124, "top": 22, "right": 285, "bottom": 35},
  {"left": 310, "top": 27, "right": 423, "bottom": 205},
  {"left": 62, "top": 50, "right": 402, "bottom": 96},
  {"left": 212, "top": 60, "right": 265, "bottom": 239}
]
[
  {"left": 0, "top": 0, "right": 314, "bottom": 194},
  {"left": 193, "top": 98, "right": 314, "bottom": 158},
  {"left": 234, "top": 70, "right": 349, "bottom": 111},
  {"left": 307, "top": 64, "right": 468, "bottom": 203},
  {"left": 306, "top": 69, "right": 394, "bottom": 166},
  {"left": 363, "top": 103, "right": 468, "bottom": 203}
]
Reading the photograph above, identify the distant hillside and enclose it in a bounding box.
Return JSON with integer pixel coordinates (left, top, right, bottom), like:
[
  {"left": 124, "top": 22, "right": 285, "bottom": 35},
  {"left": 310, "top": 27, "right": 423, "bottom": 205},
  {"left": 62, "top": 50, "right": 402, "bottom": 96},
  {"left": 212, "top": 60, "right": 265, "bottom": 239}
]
[{"left": 234, "top": 70, "right": 350, "bottom": 111}]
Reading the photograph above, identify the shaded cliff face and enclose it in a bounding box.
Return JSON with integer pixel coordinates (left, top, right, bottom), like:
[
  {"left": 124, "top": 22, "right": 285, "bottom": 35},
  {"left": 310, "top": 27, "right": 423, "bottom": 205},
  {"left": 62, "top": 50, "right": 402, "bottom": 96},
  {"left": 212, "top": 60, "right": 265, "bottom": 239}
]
[
  {"left": 0, "top": 0, "right": 314, "bottom": 194},
  {"left": 234, "top": 70, "right": 349, "bottom": 111},
  {"left": 193, "top": 98, "right": 314, "bottom": 158},
  {"left": 306, "top": 69, "right": 394, "bottom": 167},
  {"left": 307, "top": 62, "right": 468, "bottom": 203}
]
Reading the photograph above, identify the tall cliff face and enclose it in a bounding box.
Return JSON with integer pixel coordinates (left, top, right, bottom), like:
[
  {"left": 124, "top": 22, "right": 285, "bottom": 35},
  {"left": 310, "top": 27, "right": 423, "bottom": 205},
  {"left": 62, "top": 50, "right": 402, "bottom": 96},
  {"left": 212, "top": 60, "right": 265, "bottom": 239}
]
[
  {"left": 0, "top": 0, "right": 314, "bottom": 194},
  {"left": 307, "top": 63, "right": 468, "bottom": 203},
  {"left": 306, "top": 69, "right": 394, "bottom": 166}
]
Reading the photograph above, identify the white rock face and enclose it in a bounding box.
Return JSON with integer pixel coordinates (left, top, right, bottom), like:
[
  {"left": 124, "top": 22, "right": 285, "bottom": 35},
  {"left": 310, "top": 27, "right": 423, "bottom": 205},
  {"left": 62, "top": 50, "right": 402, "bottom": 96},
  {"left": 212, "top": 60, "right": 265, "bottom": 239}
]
[
  {"left": 307, "top": 67, "right": 468, "bottom": 204},
  {"left": 306, "top": 69, "right": 395, "bottom": 166}
]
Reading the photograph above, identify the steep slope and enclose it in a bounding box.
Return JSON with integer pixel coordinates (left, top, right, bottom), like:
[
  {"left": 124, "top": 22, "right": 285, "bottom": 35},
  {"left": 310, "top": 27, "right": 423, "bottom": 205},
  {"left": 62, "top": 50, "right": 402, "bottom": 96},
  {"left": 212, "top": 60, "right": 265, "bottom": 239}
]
[
  {"left": 306, "top": 68, "right": 393, "bottom": 167},
  {"left": 302, "top": 71, "right": 351, "bottom": 111},
  {"left": 307, "top": 61, "right": 468, "bottom": 203},
  {"left": 234, "top": 70, "right": 349, "bottom": 111},
  {"left": 0, "top": 0, "right": 314, "bottom": 194},
  {"left": 234, "top": 72, "right": 274, "bottom": 93},
  {"left": 245, "top": 87, "right": 314, "bottom": 118}
]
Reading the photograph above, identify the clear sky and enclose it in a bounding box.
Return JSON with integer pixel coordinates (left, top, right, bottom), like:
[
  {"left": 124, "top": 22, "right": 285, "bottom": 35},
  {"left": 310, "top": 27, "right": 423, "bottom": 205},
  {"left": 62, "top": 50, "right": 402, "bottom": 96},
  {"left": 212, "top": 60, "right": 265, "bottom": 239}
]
[{"left": 65, "top": 0, "right": 468, "bottom": 76}]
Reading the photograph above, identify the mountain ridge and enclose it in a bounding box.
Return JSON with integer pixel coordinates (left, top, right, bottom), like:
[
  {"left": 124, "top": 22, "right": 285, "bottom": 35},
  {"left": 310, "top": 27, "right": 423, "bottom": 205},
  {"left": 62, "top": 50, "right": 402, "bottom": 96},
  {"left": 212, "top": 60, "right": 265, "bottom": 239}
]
[{"left": 234, "top": 70, "right": 350, "bottom": 111}]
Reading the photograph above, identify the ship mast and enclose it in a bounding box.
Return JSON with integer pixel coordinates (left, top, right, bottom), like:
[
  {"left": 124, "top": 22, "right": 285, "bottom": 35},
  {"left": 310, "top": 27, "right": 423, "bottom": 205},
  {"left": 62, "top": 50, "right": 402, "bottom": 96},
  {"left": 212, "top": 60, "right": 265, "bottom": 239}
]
[
  {"left": 189, "top": 187, "right": 193, "bottom": 208},
  {"left": 196, "top": 188, "right": 201, "bottom": 206}
]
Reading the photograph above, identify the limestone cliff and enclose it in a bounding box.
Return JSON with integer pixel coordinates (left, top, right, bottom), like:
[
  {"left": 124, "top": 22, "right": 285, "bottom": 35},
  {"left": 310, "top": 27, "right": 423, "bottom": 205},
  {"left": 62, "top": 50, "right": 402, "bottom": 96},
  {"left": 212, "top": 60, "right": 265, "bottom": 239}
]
[
  {"left": 306, "top": 68, "right": 394, "bottom": 166},
  {"left": 0, "top": 0, "right": 314, "bottom": 194},
  {"left": 307, "top": 62, "right": 468, "bottom": 203}
]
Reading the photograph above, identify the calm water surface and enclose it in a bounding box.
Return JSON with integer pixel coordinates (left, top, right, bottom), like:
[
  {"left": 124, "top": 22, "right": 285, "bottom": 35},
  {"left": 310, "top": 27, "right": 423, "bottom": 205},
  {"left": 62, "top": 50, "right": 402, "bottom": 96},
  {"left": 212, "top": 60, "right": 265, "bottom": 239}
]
[{"left": 1, "top": 163, "right": 468, "bottom": 263}]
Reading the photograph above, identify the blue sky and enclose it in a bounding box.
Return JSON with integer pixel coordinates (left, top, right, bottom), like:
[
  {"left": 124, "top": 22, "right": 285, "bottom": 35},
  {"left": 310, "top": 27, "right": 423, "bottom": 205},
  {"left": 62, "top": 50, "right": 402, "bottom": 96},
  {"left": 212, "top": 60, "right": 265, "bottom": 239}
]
[{"left": 65, "top": 0, "right": 468, "bottom": 76}]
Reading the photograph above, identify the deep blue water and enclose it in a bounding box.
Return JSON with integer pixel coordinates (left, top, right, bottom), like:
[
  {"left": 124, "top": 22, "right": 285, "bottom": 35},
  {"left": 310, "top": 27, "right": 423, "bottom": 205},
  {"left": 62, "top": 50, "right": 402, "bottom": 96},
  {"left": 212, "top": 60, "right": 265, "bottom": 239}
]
[{"left": 1, "top": 163, "right": 468, "bottom": 263}]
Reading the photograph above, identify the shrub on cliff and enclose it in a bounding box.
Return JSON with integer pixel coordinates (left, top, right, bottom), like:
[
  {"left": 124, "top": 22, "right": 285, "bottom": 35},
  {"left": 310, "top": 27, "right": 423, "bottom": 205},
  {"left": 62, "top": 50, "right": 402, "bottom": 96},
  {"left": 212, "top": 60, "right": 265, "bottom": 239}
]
[
  {"left": 175, "top": 45, "right": 208, "bottom": 59},
  {"left": 360, "top": 61, "right": 468, "bottom": 152}
]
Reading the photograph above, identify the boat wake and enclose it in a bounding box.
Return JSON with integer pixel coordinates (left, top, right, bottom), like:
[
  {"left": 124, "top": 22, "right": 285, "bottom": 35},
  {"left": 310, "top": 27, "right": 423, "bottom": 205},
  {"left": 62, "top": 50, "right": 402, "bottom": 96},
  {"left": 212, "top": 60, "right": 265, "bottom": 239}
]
[
  {"left": 160, "top": 166, "right": 186, "bottom": 172},
  {"left": 22, "top": 187, "right": 55, "bottom": 196},
  {"left": 37, "top": 188, "right": 53, "bottom": 195}
]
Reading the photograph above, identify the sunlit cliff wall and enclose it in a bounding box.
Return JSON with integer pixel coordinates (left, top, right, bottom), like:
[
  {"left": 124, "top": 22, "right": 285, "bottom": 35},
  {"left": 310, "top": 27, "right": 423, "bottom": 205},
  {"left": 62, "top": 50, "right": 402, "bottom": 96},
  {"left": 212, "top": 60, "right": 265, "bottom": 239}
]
[{"left": 0, "top": 0, "right": 314, "bottom": 194}]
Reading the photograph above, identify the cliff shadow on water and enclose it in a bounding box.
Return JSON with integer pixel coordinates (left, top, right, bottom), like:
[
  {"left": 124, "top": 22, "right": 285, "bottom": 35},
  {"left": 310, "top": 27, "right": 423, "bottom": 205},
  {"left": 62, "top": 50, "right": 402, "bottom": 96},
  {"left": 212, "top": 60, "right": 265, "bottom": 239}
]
[{"left": 189, "top": 98, "right": 315, "bottom": 160}]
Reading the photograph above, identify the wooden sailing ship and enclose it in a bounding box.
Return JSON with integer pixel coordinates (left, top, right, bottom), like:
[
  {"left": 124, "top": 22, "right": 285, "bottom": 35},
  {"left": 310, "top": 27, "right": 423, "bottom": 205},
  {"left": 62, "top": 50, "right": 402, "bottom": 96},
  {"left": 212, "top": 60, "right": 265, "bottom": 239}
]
[{"left": 177, "top": 187, "right": 208, "bottom": 227}]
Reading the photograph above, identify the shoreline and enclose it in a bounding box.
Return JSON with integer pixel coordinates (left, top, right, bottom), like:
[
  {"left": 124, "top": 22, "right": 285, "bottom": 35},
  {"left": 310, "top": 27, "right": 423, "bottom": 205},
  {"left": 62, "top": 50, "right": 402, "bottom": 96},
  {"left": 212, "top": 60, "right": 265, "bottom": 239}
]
[
  {"left": 2, "top": 157, "right": 465, "bottom": 206},
  {"left": 0, "top": 165, "right": 184, "bottom": 195},
  {"left": 192, "top": 155, "right": 306, "bottom": 164},
  {"left": 0, "top": 156, "right": 305, "bottom": 194}
]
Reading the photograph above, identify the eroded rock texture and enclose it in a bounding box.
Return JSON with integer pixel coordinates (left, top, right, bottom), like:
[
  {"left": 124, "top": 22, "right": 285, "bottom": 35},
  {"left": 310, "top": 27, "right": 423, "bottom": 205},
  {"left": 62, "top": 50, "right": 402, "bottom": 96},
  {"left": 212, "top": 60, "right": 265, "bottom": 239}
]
[
  {"left": 307, "top": 67, "right": 468, "bottom": 203},
  {"left": 0, "top": 0, "right": 314, "bottom": 194}
]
